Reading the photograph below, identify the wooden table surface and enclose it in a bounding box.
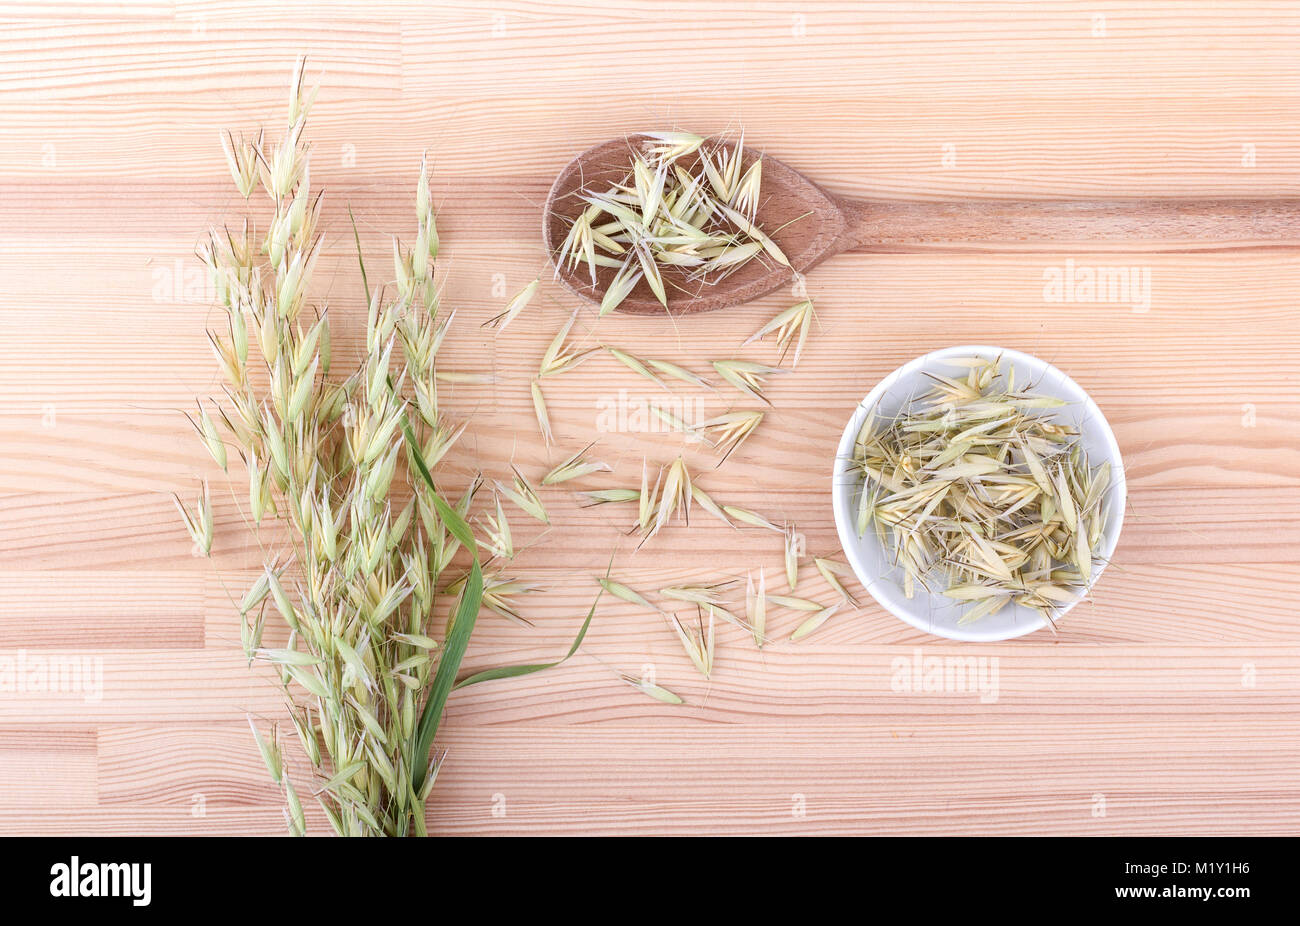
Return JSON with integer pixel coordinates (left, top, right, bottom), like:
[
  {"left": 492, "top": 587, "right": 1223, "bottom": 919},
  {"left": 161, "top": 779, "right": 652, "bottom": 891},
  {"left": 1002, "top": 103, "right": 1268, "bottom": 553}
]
[{"left": 2, "top": 1, "right": 1298, "bottom": 836}]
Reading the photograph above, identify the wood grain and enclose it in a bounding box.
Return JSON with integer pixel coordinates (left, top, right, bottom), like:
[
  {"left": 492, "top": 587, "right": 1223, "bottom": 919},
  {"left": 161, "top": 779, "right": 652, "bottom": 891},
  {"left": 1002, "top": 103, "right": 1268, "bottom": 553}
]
[{"left": 1, "top": 0, "right": 1297, "bottom": 836}]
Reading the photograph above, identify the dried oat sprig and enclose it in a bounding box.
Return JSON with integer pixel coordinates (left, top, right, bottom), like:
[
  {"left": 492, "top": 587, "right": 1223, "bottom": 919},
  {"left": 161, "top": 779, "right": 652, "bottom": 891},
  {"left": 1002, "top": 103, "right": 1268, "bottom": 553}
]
[
  {"left": 722, "top": 504, "right": 784, "bottom": 533},
  {"left": 481, "top": 577, "right": 542, "bottom": 626},
  {"left": 604, "top": 345, "right": 667, "bottom": 389},
  {"left": 539, "top": 309, "right": 597, "bottom": 377},
  {"left": 645, "top": 358, "right": 712, "bottom": 389},
  {"left": 497, "top": 464, "right": 549, "bottom": 524},
  {"left": 745, "top": 570, "right": 767, "bottom": 648},
  {"left": 691, "top": 410, "right": 764, "bottom": 465},
  {"left": 744, "top": 298, "right": 814, "bottom": 368},
  {"left": 689, "top": 484, "right": 732, "bottom": 527},
  {"left": 641, "top": 130, "right": 706, "bottom": 162},
  {"left": 667, "top": 606, "right": 715, "bottom": 678},
  {"left": 622, "top": 674, "right": 685, "bottom": 704},
  {"left": 184, "top": 61, "right": 601, "bottom": 838},
  {"left": 221, "top": 129, "right": 262, "bottom": 198},
  {"left": 638, "top": 458, "right": 660, "bottom": 534},
  {"left": 195, "top": 58, "right": 474, "bottom": 835},
  {"left": 766, "top": 594, "right": 825, "bottom": 612},
  {"left": 645, "top": 455, "right": 692, "bottom": 541},
  {"left": 485, "top": 278, "right": 540, "bottom": 331},
  {"left": 712, "top": 359, "right": 785, "bottom": 405},
  {"left": 713, "top": 203, "right": 790, "bottom": 269},
  {"left": 814, "top": 557, "right": 860, "bottom": 607},
  {"left": 790, "top": 603, "right": 845, "bottom": 642},
  {"left": 530, "top": 379, "right": 553, "bottom": 445},
  {"left": 783, "top": 527, "right": 801, "bottom": 591},
  {"left": 600, "top": 262, "right": 644, "bottom": 316},
  {"left": 173, "top": 482, "right": 214, "bottom": 556},
  {"left": 597, "top": 576, "right": 664, "bottom": 614},
  {"left": 435, "top": 370, "right": 494, "bottom": 384},
  {"left": 577, "top": 488, "right": 641, "bottom": 507},
  {"left": 584, "top": 647, "right": 686, "bottom": 706},
  {"left": 446, "top": 572, "right": 540, "bottom": 627},
  {"left": 660, "top": 582, "right": 733, "bottom": 608},
  {"left": 543, "top": 442, "right": 612, "bottom": 485},
  {"left": 480, "top": 492, "right": 514, "bottom": 561},
  {"left": 649, "top": 405, "right": 705, "bottom": 442}
]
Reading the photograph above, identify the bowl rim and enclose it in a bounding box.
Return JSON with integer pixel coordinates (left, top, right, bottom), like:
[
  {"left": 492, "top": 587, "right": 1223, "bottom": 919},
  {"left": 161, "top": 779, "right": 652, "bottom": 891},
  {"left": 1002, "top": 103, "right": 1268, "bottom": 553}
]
[{"left": 831, "top": 345, "right": 1127, "bottom": 642}]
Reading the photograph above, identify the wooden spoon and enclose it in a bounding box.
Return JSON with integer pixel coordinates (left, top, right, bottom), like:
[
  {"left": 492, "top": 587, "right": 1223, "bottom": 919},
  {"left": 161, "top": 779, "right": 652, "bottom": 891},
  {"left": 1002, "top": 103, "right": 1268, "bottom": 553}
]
[{"left": 543, "top": 135, "right": 1300, "bottom": 316}]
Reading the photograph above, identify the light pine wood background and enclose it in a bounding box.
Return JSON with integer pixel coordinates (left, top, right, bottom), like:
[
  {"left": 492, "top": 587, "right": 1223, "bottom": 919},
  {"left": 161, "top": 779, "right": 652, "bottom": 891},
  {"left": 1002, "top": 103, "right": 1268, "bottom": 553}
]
[{"left": 2, "top": 1, "right": 1298, "bottom": 836}]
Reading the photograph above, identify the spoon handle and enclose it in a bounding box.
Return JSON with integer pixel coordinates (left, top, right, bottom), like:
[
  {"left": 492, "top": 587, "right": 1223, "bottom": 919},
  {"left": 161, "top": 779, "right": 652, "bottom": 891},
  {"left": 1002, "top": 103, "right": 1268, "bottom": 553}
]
[{"left": 835, "top": 197, "right": 1300, "bottom": 253}]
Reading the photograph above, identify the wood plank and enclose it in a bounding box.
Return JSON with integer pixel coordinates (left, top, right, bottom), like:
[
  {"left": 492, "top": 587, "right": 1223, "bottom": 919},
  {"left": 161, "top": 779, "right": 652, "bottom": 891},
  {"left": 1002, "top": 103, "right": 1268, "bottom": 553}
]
[
  {"left": 0, "top": 729, "right": 97, "bottom": 808},
  {"left": 1, "top": 0, "right": 1297, "bottom": 836}
]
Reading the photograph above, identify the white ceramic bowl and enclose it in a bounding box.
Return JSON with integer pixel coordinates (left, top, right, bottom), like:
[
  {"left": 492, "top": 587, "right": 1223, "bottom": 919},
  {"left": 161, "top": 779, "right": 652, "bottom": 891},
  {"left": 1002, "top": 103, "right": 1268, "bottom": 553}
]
[{"left": 831, "top": 345, "right": 1126, "bottom": 642}]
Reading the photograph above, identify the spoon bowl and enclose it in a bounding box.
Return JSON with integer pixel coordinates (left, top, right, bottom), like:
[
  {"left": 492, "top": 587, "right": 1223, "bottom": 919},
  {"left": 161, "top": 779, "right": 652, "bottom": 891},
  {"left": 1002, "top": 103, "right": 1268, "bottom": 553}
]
[{"left": 542, "top": 135, "right": 846, "bottom": 315}]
